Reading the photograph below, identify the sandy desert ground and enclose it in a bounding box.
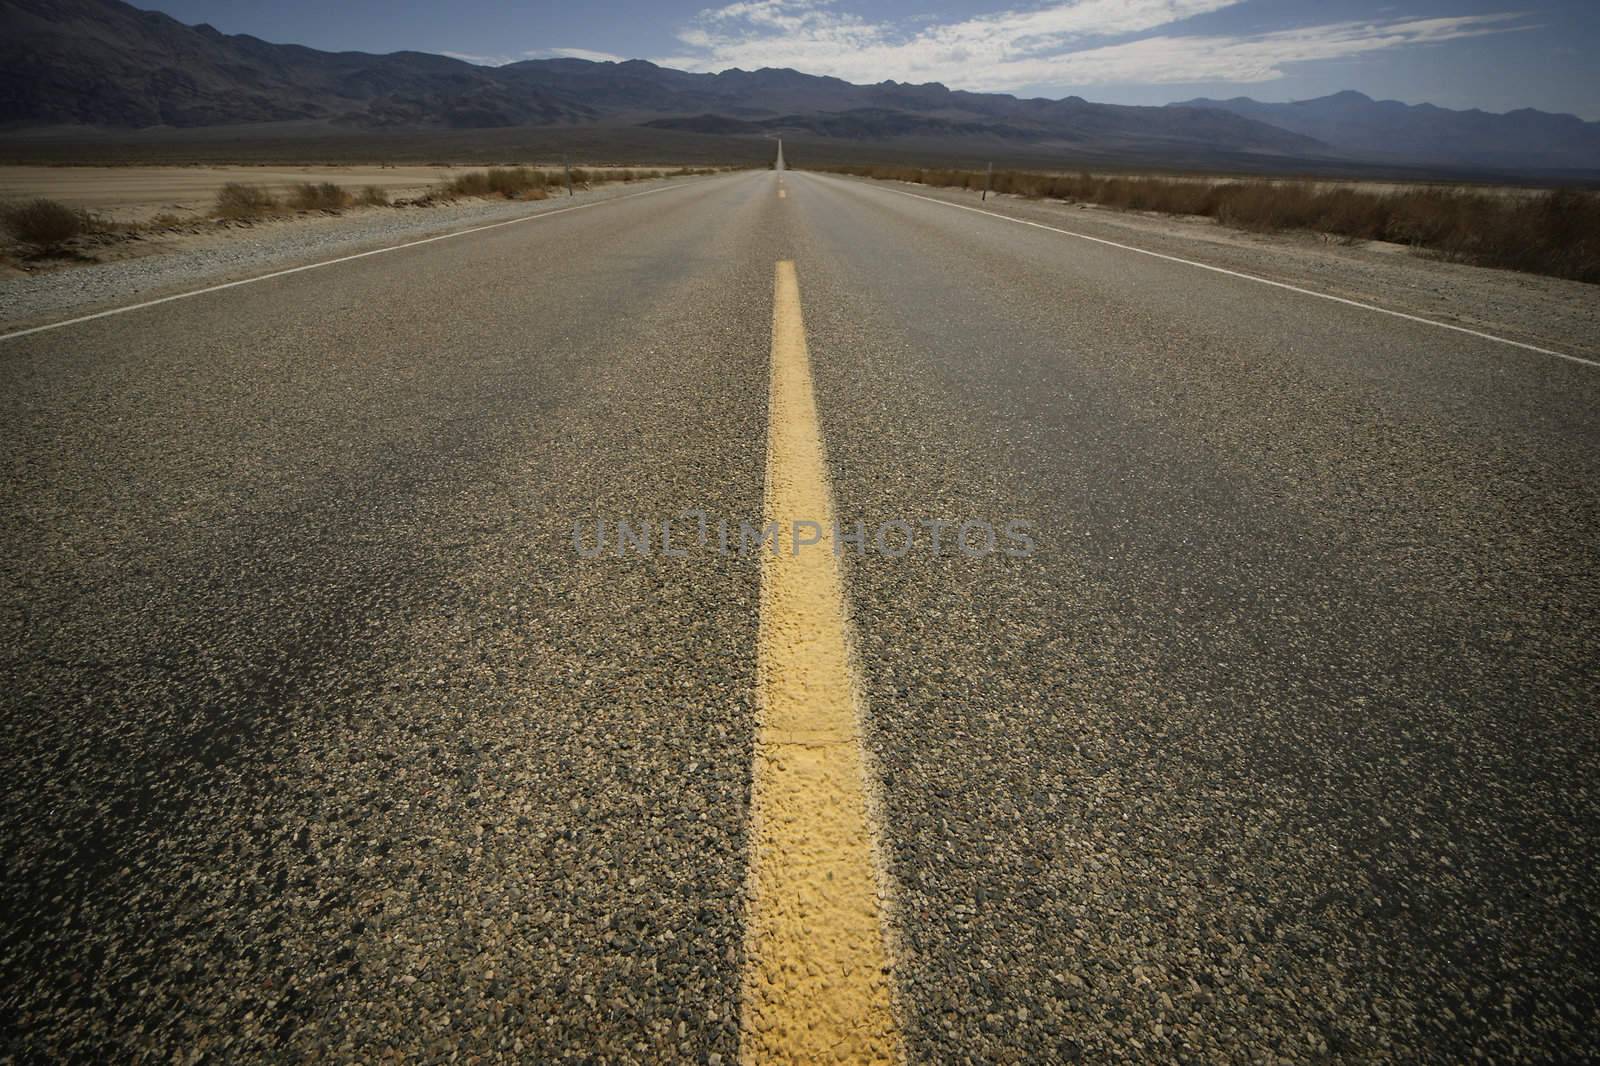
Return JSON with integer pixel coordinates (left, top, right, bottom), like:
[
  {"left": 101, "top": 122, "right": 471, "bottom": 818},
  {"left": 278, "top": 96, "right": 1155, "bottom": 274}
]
[{"left": 0, "top": 164, "right": 494, "bottom": 223}]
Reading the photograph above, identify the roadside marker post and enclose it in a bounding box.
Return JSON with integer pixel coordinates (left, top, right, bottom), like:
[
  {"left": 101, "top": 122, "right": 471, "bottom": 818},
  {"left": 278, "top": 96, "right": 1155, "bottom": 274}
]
[
  {"left": 983, "top": 161, "right": 993, "bottom": 201},
  {"left": 564, "top": 154, "right": 574, "bottom": 197}
]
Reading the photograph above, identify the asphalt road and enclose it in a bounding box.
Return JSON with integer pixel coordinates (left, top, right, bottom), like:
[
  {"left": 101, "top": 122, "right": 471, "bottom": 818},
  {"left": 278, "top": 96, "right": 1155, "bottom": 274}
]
[{"left": 3, "top": 168, "right": 1597, "bottom": 1063}]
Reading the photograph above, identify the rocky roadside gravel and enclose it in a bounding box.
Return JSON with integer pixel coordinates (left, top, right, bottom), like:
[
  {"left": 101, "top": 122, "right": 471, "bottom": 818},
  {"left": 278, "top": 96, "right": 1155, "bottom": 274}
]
[
  {"left": 823, "top": 176, "right": 1600, "bottom": 363},
  {"left": 0, "top": 177, "right": 705, "bottom": 330}
]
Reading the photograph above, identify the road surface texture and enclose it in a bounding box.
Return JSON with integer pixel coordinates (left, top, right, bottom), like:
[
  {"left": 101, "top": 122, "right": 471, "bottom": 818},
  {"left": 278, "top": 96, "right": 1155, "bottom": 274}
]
[{"left": 2, "top": 168, "right": 1597, "bottom": 1063}]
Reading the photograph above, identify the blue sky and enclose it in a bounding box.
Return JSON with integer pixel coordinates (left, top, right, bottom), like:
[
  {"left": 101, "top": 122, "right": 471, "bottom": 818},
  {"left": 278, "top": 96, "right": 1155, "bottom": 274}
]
[{"left": 132, "top": 1, "right": 1600, "bottom": 119}]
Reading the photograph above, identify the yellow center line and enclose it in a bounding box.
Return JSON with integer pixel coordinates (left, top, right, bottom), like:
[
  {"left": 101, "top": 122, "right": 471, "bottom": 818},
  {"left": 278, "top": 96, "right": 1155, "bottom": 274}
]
[
  {"left": 740, "top": 261, "right": 901, "bottom": 1065},
  {"left": 779, "top": 188, "right": 787, "bottom": 199}
]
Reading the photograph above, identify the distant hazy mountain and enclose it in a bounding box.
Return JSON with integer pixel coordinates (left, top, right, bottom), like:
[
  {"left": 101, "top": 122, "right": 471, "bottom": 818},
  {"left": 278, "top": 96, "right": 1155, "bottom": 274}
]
[
  {"left": 1174, "top": 91, "right": 1600, "bottom": 172},
  {"left": 0, "top": 0, "right": 595, "bottom": 128},
  {"left": 5, "top": 0, "right": 1592, "bottom": 175},
  {"left": 0, "top": 0, "right": 1324, "bottom": 163},
  {"left": 500, "top": 59, "right": 1325, "bottom": 155}
]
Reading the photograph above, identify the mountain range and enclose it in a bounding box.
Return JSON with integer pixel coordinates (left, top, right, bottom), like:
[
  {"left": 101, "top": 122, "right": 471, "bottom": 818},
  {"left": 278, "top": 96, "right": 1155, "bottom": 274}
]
[
  {"left": 4, "top": 0, "right": 1597, "bottom": 176},
  {"left": 1174, "top": 91, "right": 1600, "bottom": 173}
]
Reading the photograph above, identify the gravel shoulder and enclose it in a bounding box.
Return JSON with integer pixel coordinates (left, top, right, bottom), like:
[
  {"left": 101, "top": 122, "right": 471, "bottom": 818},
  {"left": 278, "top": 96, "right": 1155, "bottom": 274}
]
[
  {"left": 820, "top": 174, "right": 1599, "bottom": 362},
  {"left": 0, "top": 176, "right": 713, "bottom": 331}
]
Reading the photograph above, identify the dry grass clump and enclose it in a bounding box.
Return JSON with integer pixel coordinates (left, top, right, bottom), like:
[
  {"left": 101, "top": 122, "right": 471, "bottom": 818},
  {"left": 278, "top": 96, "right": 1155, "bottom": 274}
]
[
  {"left": 439, "top": 165, "right": 719, "bottom": 200},
  {"left": 446, "top": 167, "right": 551, "bottom": 199},
  {"left": 820, "top": 165, "right": 1600, "bottom": 284},
  {"left": 214, "top": 182, "right": 279, "bottom": 219},
  {"left": 289, "top": 182, "right": 351, "bottom": 211},
  {"left": 358, "top": 185, "right": 390, "bottom": 207},
  {"left": 1, "top": 198, "right": 90, "bottom": 250}
]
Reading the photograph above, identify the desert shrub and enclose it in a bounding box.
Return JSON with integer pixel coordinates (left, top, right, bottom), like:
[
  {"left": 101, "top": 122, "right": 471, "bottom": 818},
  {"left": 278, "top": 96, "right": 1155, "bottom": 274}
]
[
  {"left": 1213, "top": 181, "right": 1320, "bottom": 230},
  {"left": 437, "top": 165, "right": 716, "bottom": 201},
  {"left": 1002, "top": 171, "right": 1054, "bottom": 198},
  {"left": 358, "top": 185, "right": 390, "bottom": 207},
  {"left": 214, "top": 182, "right": 278, "bottom": 218},
  {"left": 1097, "top": 177, "right": 1145, "bottom": 210},
  {"left": 443, "top": 167, "right": 554, "bottom": 198},
  {"left": 1, "top": 198, "right": 87, "bottom": 249},
  {"left": 446, "top": 171, "right": 491, "bottom": 196},
  {"left": 488, "top": 167, "right": 544, "bottom": 197},
  {"left": 1136, "top": 179, "right": 1220, "bottom": 215},
  {"left": 816, "top": 165, "right": 1600, "bottom": 283},
  {"left": 1439, "top": 188, "right": 1600, "bottom": 282},
  {"left": 1374, "top": 188, "right": 1466, "bottom": 246},
  {"left": 289, "top": 182, "right": 350, "bottom": 211},
  {"left": 1530, "top": 190, "right": 1600, "bottom": 280},
  {"left": 1307, "top": 187, "right": 1390, "bottom": 240}
]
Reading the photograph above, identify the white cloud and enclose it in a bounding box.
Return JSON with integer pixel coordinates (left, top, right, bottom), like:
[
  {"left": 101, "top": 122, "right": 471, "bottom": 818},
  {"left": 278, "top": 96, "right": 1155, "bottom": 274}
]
[
  {"left": 653, "top": 1, "right": 1529, "bottom": 92},
  {"left": 441, "top": 50, "right": 521, "bottom": 67},
  {"left": 444, "top": 47, "right": 629, "bottom": 66},
  {"left": 1026, "top": 15, "right": 1532, "bottom": 85},
  {"left": 541, "top": 47, "right": 629, "bottom": 63}
]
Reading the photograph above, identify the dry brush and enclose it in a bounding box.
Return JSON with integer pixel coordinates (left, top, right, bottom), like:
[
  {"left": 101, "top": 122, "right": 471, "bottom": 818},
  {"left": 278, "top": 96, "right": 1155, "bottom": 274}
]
[{"left": 818, "top": 165, "right": 1600, "bottom": 284}]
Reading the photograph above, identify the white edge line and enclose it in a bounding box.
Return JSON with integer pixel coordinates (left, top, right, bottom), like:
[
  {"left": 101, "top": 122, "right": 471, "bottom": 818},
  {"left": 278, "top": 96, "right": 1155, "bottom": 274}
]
[
  {"left": 0, "top": 178, "right": 706, "bottom": 343},
  {"left": 820, "top": 174, "right": 1595, "bottom": 370}
]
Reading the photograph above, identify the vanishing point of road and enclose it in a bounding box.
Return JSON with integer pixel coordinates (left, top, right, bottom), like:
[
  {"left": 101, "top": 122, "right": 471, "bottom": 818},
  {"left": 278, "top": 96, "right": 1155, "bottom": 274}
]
[{"left": 2, "top": 167, "right": 1597, "bottom": 1063}]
